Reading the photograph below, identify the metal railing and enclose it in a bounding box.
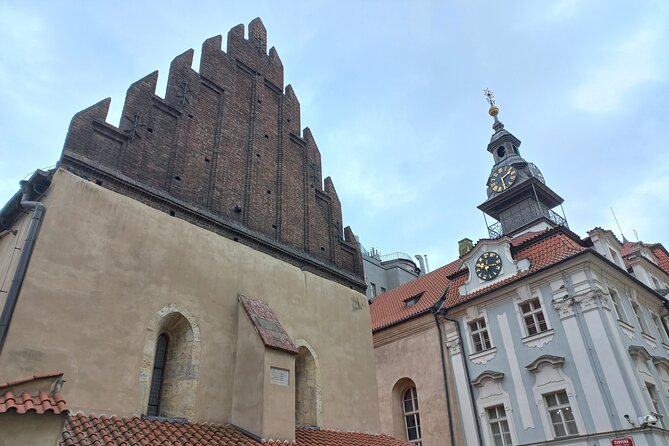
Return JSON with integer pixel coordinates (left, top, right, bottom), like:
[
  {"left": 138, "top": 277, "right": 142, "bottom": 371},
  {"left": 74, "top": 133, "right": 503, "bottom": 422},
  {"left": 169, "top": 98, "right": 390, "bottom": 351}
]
[{"left": 487, "top": 207, "right": 568, "bottom": 238}]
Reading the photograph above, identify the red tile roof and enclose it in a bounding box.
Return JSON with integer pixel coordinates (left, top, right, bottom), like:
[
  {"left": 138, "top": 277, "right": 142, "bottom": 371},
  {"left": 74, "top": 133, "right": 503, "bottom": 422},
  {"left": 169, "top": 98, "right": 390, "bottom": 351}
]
[
  {"left": 370, "top": 259, "right": 461, "bottom": 331},
  {"left": 621, "top": 241, "right": 669, "bottom": 277},
  {"left": 443, "top": 230, "right": 586, "bottom": 308},
  {"left": 371, "top": 228, "right": 590, "bottom": 329},
  {"left": 59, "top": 414, "right": 408, "bottom": 446},
  {"left": 0, "top": 372, "right": 68, "bottom": 415},
  {"left": 239, "top": 294, "right": 298, "bottom": 354},
  {"left": 296, "top": 427, "right": 408, "bottom": 446}
]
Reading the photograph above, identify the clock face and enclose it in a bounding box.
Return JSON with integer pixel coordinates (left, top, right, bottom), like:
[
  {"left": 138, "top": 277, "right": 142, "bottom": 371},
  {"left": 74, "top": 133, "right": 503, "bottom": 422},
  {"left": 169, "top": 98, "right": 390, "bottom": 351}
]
[
  {"left": 528, "top": 163, "right": 545, "bottom": 183},
  {"left": 475, "top": 252, "right": 502, "bottom": 281},
  {"left": 489, "top": 165, "right": 517, "bottom": 193}
]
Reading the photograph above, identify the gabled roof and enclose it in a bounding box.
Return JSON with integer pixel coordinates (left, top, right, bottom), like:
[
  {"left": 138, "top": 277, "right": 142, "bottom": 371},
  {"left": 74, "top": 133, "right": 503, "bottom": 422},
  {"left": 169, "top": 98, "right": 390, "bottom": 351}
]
[
  {"left": 0, "top": 372, "right": 68, "bottom": 415},
  {"left": 239, "top": 295, "right": 298, "bottom": 354},
  {"left": 59, "top": 414, "right": 409, "bottom": 446},
  {"left": 370, "top": 227, "right": 592, "bottom": 330},
  {"left": 443, "top": 229, "right": 587, "bottom": 309},
  {"left": 370, "top": 259, "right": 461, "bottom": 331},
  {"left": 621, "top": 240, "right": 669, "bottom": 277}
]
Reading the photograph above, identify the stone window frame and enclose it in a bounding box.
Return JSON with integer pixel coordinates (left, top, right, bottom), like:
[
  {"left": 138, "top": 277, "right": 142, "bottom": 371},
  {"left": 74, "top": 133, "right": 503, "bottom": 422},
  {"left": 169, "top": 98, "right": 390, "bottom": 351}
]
[
  {"left": 513, "top": 285, "right": 554, "bottom": 348},
  {"left": 293, "top": 339, "right": 322, "bottom": 428},
  {"left": 526, "top": 355, "right": 586, "bottom": 441},
  {"left": 543, "top": 389, "right": 579, "bottom": 439},
  {"left": 391, "top": 378, "right": 422, "bottom": 444},
  {"left": 471, "top": 371, "right": 518, "bottom": 446},
  {"left": 607, "top": 286, "right": 629, "bottom": 324},
  {"left": 630, "top": 346, "right": 667, "bottom": 422},
  {"left": 139, "top": 304, "right": 201, "bottom": 419},
  {"left": 650, "top": 312, "right": 669, "bottom": 345},
  {"left": 464, "top": 307, "right": 497, "bottom": 365}
]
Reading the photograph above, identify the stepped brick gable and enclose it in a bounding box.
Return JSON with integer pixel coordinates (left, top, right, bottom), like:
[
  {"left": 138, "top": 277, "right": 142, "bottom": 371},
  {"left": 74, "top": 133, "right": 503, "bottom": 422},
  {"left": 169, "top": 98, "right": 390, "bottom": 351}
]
[{"left": 60, "top": 18, "right": 364, "bottom": 290}]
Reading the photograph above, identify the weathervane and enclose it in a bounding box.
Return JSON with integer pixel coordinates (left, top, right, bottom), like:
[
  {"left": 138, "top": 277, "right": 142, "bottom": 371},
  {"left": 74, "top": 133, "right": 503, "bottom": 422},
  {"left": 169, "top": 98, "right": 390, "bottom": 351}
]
[
  {"left": 483, "top": 88, "right": 503, "bottom": 129},
  {"left": 483, "top": 88, "right": 496, "bottom": 107}
]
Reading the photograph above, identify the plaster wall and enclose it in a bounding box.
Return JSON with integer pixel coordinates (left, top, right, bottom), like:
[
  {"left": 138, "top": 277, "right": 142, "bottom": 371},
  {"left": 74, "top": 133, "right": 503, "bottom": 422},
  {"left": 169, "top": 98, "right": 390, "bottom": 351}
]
[
  {"left": 373, "top": 314, "right": 459, "bottom": 446},
  {"left": 0, "top": 168, "right": 381, "bottom": 432},
  {"left": 0, "top": 412, "right": 66, "bottom": 446}
]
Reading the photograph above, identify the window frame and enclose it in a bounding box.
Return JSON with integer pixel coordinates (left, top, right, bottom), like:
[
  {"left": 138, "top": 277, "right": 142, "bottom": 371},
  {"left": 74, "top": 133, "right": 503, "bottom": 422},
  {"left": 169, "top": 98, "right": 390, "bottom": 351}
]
[
  {"left": 469, "top": 317, "right": 493, "bottom": 353},
  {"left": 147, "top": 333, "right": 169, "bottom": 416},
  {"left": 520, "top": 297, "right": 549, "bottom": 336},
  {"left": 486, "top": 405, "right": 513, "bottom": 446},
  {"left": 402, "top": 386, "right": 422, "bottom": 445},
  {"left": 608, "top": 287, "right": 628, "bottom": 324},
  {"left": 544, "top": 390, "right": 579, "bottom": 439},
  {"left": 631, "top": 300, "right": 650, "bottom": 334}
]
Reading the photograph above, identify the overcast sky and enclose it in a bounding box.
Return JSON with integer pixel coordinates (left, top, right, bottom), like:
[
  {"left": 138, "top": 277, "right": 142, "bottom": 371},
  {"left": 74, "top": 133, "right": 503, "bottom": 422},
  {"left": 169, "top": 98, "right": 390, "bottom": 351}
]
[{"left": 1, "top": 1, "right": 667, "bottom": 269}]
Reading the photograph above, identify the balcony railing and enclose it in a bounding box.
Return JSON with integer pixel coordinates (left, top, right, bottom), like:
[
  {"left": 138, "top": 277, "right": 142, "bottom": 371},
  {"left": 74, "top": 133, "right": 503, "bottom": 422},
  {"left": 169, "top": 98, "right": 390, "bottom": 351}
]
[{"left": 487, "top": 207, "right": 568, "bottom": 238}]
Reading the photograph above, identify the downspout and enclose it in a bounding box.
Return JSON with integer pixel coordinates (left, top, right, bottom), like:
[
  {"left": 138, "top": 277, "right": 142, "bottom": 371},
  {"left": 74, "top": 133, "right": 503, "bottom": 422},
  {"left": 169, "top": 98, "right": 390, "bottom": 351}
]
[
  {"left": 440, "top": 310, "right": 485, "bottom": 446},
  {"left": 0, "top": 180, "right": 46, "bottom": 356},
  {"left": 434, "top": 310, "right": 457, "bottom": 446}
]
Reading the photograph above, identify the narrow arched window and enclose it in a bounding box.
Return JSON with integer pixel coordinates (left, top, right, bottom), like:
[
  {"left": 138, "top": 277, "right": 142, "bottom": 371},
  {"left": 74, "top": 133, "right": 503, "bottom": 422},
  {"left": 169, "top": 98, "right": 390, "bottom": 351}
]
[
  {"left": 403, "top": 387, "right": 422, "bottom": 445},
  {"left": 147, "top": 334, "right": 168, "bottom": 416}
]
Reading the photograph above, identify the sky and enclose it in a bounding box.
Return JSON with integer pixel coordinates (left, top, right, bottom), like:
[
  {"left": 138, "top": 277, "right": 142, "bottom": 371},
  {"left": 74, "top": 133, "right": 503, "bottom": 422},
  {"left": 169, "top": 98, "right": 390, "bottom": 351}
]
[{"left": 1, "top": 0, "right": 668, "bottom": 270}]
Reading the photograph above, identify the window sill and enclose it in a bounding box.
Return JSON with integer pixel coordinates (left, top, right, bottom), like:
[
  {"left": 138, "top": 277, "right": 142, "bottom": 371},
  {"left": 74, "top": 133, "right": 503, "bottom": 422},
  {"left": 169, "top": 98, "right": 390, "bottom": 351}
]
[
  {"left": 522, "top": 329, "right": 554, "bottom": 348},
  {"left": 617, "top": 320, "right": 635, "bottom": 340},
  {"left": 469, "top": 347, "right": 497, "bottom": 365},
  {"left": 642, "top": 332, "right": 657, "bottom": 349}
]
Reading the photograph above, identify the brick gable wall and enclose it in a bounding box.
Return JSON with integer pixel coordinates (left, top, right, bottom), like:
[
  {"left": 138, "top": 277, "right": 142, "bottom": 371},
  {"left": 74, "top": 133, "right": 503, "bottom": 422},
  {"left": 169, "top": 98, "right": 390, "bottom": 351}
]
[{"left": 59, "top": 18, "right": 364, "bottom": 290}]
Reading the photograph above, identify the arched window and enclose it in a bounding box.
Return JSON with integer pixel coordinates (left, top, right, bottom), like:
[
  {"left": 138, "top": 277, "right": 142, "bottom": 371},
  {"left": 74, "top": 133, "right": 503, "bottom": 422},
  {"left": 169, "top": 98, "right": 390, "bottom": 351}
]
[
  {"left": 295, "top": 346, "right": 318, "bottom": 426},
  {"left": 403, "top": 387, "right": 422, "bottom": 445},
  {"left": 147, "top": 334, "right": 169, "bottom": 416}
]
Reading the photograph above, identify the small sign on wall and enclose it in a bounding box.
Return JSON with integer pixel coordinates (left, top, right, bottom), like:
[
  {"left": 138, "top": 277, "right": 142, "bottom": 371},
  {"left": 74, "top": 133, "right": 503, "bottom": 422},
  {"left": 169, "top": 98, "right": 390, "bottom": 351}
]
[
  {"left": 270, "top": 367, "right": 289, "bottom": 386},
  {"left": 611, "top": 438, "right": 633, "bottom": 446}
]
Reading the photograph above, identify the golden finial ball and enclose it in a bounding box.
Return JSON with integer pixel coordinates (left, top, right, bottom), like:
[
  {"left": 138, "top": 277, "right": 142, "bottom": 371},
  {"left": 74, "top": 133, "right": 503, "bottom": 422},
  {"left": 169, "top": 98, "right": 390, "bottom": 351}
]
[{"left": 488, "top": 106, "right": 499, "bottom": 117}]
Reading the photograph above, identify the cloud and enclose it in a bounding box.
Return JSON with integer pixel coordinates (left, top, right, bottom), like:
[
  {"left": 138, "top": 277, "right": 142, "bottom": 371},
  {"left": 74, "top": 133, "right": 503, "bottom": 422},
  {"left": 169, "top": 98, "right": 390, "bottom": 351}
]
[
  {"left": 572, "top": 22, "right": 665, "bottom": 113},
  {"left": 573, "top": 19, "right": 664, "bottom": 113},
  {"left": 609, "top": 156, "right": 669, "bottom": 243}
]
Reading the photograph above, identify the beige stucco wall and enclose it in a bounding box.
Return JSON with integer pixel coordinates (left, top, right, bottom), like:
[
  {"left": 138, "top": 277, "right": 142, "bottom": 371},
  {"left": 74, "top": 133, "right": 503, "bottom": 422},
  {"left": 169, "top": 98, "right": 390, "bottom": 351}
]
[
  {"left": 0, "top": 168, "right": 381, "bottom": 433},
  {"left": 0, "top": 412, "right": 66, "bottom": 446},
  {"left": 374, "top": 314, "right": 459, "bottom": 446}
]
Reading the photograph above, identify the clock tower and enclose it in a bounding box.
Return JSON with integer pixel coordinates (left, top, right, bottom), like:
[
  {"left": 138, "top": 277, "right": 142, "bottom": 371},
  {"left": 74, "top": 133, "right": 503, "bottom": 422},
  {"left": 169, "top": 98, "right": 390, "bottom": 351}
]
[{"left": 477, "top": 91, "right": 568, "bottom": 238}]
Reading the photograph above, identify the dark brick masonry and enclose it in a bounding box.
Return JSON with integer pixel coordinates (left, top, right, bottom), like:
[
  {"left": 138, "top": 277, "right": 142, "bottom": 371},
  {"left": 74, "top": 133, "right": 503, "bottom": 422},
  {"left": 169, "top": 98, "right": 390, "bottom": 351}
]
[{"left": 59, "top": 18, "right": 365, "bottom": 292}]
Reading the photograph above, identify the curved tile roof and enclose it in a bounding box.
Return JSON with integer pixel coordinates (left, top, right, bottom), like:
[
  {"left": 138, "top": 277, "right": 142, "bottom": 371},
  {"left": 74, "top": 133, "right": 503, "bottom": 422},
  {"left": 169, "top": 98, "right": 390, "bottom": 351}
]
[{"left": 59, "top": 414, "right": 409, "bottom": 446}]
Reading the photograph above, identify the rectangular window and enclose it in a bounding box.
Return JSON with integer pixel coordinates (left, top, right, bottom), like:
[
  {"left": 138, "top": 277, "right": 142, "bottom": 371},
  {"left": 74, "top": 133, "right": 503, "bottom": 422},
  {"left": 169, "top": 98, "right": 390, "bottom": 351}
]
[
  {"left": 370, "top": 283, "right": 377, "bottom": 298},
  {"left": 652, "top": 314, "right": 669, "bottom": 343},
  {"left": 381, "top": 287, "right": 387, "bottom": 294},
  {"left": 646, "top": 383, "right": 664, "bottom": 427},
  {"left": 609, "top": 288, "right": 627, "bottom": 323},
  {"left": 651, "top": 276, "right": 662, "bottom": 290},
  {"left": 609, "top": 247, "right": 621, "bottom": 266},
  {"left": 544, "top": 390, "right": 578, "bottom": 438},
  {"left": 487, "top": 405, "right": 512, "bottom": 446},
  {"left": 632, "top": 301, "right": 650, "bottom": 333},
  {"left": 469, "top": 318, "right": 492, "bottom": 352},
  {"left": 520, "top": 298, "right": 548, "bottom": 336}
]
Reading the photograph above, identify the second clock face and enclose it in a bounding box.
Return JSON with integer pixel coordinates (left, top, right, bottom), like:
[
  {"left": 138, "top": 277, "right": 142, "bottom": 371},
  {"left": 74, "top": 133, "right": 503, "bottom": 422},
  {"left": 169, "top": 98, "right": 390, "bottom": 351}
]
[
  {"left": 475, "top": 251, "right": 502, "bottom": 281},
  {"left": 489, "top": 165, "right": 517, "bottom": 193}
]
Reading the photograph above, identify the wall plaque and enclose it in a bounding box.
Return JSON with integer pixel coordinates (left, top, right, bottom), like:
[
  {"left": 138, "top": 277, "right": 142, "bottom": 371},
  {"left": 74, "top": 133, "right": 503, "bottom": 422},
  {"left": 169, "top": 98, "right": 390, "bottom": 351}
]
[{"left": 270, "top": 367, "right": 289, "bottom": 386}]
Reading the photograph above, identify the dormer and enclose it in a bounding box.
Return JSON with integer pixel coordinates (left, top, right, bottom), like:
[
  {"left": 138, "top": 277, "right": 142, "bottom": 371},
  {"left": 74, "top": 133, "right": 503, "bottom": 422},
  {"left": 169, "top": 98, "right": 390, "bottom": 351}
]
[
  {"left": 458, "top": 237, "right": 531, "bottom": 296},
  {"left": 587, "top": 228, "right": 625, "bottom": 269}
]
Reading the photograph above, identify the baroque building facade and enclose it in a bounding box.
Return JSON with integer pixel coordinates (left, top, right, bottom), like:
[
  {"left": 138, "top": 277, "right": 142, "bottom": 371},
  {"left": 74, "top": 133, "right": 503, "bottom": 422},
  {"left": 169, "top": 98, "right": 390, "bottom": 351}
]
[
  {"left": 371, "top": 99, "right": 669, "bottom": 446},
  {"left": 0, "top": 19, "right": 407, "bottom": 446}
]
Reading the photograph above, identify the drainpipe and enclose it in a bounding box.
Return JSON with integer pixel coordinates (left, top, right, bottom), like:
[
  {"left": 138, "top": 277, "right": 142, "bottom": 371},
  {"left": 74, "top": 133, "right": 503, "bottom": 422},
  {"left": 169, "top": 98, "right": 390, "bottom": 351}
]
[
  {"left": 434, "top": 310, "right": 457, "bottom": 446},
  {"left": 440, "top": 310, "right": 484, "bottom": 446},
  {"left": 0, "top": 180, "right": 46, "bottom": 356}
]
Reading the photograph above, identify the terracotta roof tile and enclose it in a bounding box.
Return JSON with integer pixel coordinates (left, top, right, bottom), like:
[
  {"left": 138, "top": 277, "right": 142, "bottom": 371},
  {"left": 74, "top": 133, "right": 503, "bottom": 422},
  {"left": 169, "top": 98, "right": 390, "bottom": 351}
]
[
  {"left": 443, "top": 231, "right": 586, "bottom": 308},
  {"left": 59, "top": 415, "right": 408, "bottom": 446},
  {"left": 238, "top": 295, "right": 299, "bottom": 354},
  {"left": 0, "top": 372, "right": 68, "bottom": 415},
  {"left": 370, "top": 259, "right": 461, "bottom": 331},
  {"left": 60, "top": 414, "right": 263, "bottom": 446},
  {"left": 295, "top": 427, "right": 408, "bottom": 446}
]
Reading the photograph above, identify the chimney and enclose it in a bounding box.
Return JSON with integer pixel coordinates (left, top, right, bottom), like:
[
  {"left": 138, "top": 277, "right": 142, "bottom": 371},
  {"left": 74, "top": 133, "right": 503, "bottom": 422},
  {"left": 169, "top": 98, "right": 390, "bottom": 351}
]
[{"left": 459, "top": 238, "right": 474, "bottom": 257}]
